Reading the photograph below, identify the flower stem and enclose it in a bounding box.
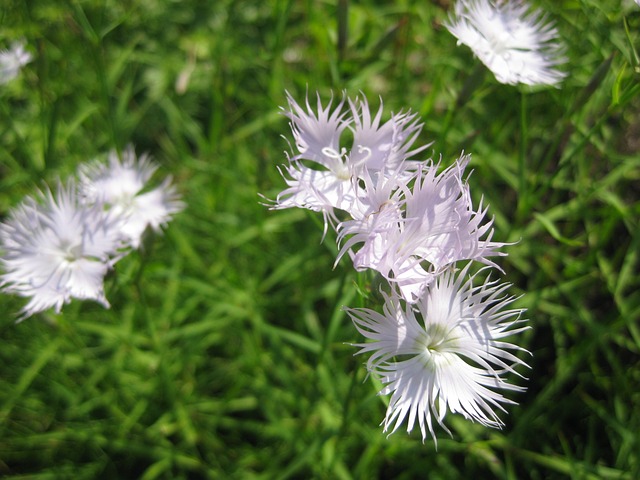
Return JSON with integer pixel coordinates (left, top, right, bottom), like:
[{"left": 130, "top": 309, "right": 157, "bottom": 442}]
[
  {"left": 440, "top": 63, "right": 486, "bottom": 153},
  {"left": 517, "top": 89, "right": 528, "bottom": 219}
]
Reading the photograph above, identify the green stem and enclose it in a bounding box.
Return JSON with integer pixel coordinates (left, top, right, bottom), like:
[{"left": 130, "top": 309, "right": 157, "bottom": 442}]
[
  {"left": 338, "top": 363, "right": 363, "bottom": 439},
  {"left": 317, "top": 266, "right": 352, "bottom": 367},
  {"left": 517, "top": 89, "right": 528, "bottom": 219},
  {"left": 439, "top": 63, "right": 486, "bottom": 153},
  {"left": 94, "top": 46, "right": 120, "bottom": 151},
  {"left": 134, "top": 244, "right": 175, "bottom": 407},
  {"left": 73, "top": 1, "right": 119, "bottom": 150}
]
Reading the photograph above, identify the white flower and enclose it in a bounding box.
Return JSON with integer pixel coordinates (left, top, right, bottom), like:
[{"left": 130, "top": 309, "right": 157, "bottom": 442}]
[
  {"left": 347, "top": 95, "right": 426, "bottom": 177},
  {"left": 285, "top": 91, "right": 351, "bottom": 171},
  {"left": 0, "top": 40, "right": 32, "bottom": 85},
  {"left": 345, "top": 265, "right": 529, "bottom": 443},
  {"left": 445, "top": 0, "right": 566, "bottom": 86},
  {"left": 270, "top": 92, "right": 425, "bottom": 230},
  {"left": 337, "top": 155, "right": 505, "bottom": 301},
  {"left": 78, "top": 145, "right": 184, "bottom": 249},
  {"left": 0, "top": 180, "right": 126, "bottom": 319}
]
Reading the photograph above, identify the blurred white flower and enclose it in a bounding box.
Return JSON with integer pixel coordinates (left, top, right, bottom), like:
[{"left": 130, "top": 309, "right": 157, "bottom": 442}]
[
  {"left": 445, "top": 0, "right": 566, "bottom": 86},
  {"left": 0, "top": 180, "right": 126, "bottom": 319},
  {"left": 79, "top": 145, "right": 184, "bottom": 249},
  {"left": 345, "top": 265, "right": 529, "bottom": 443},
  {"left": 0, "top": 40, "right": 32, "bottom": 85},
  {"left": 337, "top": 155, "right": 505, "bottom": 301}
]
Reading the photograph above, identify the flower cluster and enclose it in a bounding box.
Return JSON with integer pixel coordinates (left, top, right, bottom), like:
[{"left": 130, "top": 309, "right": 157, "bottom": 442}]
[
  {"left": 267, "top": 91, "right": 528, "bottom": 443},
  {"left": 0, "top": 40, "right": 32, "bottom": 85},
  {"left": 272, "top": 92, "right": 504, "bottom": 303},
  {"left": 0, "top": 145, "right": 183, "bottom": 320},
  {"left": 445, "top": 0, "right": 566, "bottom": 87}
]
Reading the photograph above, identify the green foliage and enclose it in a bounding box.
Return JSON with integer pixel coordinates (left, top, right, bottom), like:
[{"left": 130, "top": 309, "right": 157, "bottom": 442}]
[{"left": 1, "top": 0, "right": 639, "bottom": 478}]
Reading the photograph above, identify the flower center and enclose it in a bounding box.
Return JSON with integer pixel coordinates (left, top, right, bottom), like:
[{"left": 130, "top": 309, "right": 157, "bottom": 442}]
[
  {"left": 423, "top": 323, "right": 452, "bottom": 351},
  {"left": 58, "top": 238, "right": 83, "bottom": 263},
  {"left": 321, "top": 146, "right": 351, "bottom": 180},
  {"left": 415, "top": 323, "right": 460, "bottom": 370},
  {"left": 487, "top": 30, "right": 510, "bottom": 56}
]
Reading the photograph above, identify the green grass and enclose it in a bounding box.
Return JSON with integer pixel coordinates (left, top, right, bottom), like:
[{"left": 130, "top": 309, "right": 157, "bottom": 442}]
[{"left": 1, "top": 0, "right": 639, "bottom": 478}]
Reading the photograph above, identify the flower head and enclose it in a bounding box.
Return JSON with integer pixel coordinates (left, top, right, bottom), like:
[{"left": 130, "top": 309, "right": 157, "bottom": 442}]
[
  {"left": 337, "top": 155, "right": 505, "bottom": 301},
  {"left": 345, "top": 265, "right": 529, "bottom": 443},
  {"left": 78, "top": 145, "right": 184, "bottom": 248},
  {"left": 445, "top": 0, "right": 566, "bottom": 86},
  {"left": 0, "top": 40, "right": 32, "bottom": 85},
  {"left": 269, "top": 92, "right": 425, "bottom": 230},
  {"left": 0, "top": 180, "right": 126, "bottom": 319}
]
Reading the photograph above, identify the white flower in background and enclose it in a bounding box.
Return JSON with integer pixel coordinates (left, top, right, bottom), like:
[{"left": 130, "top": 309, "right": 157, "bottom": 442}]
[
  {"left": 445, "top": 0, "right": 566, "bottom": 86},
  {"left": 0, "top": 180, "right": 126, "bottom": 319},
  {"left": 345, "top": 265, "right": 529, "bottom": 443},
  {"left": 0, "top": 40, "right": 32, "bottom": 85},
  {"left": 337, "top": 155, "right": 505, "bottom": 302},
  {"left": 79, "top": 145, "right": 184, "bottom": 249},
  {"left": 270, "top": 92, "right": 425, "bottom": 230}
]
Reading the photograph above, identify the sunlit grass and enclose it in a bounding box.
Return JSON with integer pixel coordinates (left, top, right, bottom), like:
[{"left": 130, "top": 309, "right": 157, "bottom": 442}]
[{"left": 1, "top": 1, "right": 639, "bottom": 478}]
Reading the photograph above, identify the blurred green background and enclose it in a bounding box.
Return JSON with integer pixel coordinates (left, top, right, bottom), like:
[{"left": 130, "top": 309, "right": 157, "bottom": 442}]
[{"left": 1, "top": 1, "right": 639, "bottom": 478}]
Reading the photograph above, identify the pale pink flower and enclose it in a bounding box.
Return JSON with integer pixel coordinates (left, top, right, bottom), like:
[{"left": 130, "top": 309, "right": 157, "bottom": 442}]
[
  {"left": 270, "top": 92, "right": 425, "bottom": 230},
  {"left": 337, "top": 155, "right": 505, "bottom": 301}
]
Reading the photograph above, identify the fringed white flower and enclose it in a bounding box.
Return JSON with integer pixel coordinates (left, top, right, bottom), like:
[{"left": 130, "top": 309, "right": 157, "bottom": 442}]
[
  {"left": 0, "top": 180, "right": 126, "bottom": 319},
  {"left": 345, "top": 264, "right": 529, "bottom": 443},
  {"left": 269, "top": 91, "right": 425, "bottom": 231},
  {"left": 445, "top": 0, "right": 567, "bottom": 86},
  {"left": 78, "top": 145, "right": 184, "bottom": 249}
]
